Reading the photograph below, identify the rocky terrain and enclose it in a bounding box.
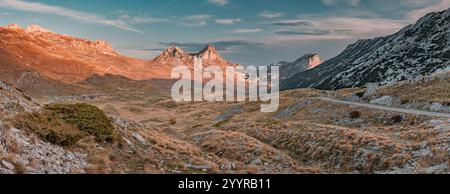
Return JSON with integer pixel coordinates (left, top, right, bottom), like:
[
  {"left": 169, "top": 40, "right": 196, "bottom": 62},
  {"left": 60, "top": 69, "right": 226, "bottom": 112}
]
[
  {"left": 0, "top": 24, "right": 235, "bottom": 98},
  {"left": 1, "top": 76, "right": 448, "bottom": 174},
  {"left": 0, "top": 8, "right": 449, "bottom": 174},
  {"left": 282, "top": 8, "right": 450, "bottom": 90},
  {"left": 270, "top": 53, "right": 322, "bottom": 81}
]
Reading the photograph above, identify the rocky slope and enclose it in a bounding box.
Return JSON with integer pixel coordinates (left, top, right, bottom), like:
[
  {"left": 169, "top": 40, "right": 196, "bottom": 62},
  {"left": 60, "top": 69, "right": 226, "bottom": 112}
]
[
  {"left": 271, "top": 53, "right": 322, "bottom": 81},
  {"left": 0, "top": 81, "right": 39, "bottom": 117},
  {"left": 0, "top": 81, "right": 88, "bottom": 174},
  {"left": 0, "top": 24, "right": 236, "bottom": 97},
  {"left": 0, "top": 24, "right": 235, "bottom": 83},
  {"left": 282, "top": 8, "right": 450, "bottom": 90}
]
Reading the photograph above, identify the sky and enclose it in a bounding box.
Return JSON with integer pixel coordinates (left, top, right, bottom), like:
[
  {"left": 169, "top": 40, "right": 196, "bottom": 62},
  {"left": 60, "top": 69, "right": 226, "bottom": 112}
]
[{"left": 1, "top": 0, "right": 450, "bottom": 65}]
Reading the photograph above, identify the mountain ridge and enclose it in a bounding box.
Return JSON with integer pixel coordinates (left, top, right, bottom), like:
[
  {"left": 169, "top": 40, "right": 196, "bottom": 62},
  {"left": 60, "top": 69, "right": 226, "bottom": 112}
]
[
  {"left": 282, "top": 8, "right": 450, "bottom": 90},
  {"left": 271, "top": 53, "right": 322, "bottom": 81},
  {"left": 0, "top": 24, "right": 237, "bottom": 94}
]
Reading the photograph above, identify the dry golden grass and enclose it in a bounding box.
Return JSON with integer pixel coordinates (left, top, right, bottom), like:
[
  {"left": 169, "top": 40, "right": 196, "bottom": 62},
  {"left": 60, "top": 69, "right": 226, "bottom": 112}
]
[
  {"left": 377, "top": 78, "right": 450, "bottom": 104},
  {"left": 188, "top": 129, "right": 311, "bottom": 173},
  {"left": 22, "top": 84, "right": 448, "bottom": 174}
]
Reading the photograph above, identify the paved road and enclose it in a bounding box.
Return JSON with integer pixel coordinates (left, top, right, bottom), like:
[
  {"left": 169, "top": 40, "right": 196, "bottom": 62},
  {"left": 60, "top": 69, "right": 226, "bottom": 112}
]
[{"left": 319, "top": 97, "right": 450, "bottom": 118}]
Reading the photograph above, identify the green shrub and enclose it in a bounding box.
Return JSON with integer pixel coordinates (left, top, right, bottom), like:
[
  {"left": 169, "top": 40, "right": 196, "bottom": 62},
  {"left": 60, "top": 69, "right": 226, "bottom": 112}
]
[
  {"left": 44, "top": 103, "right": 115, "bottom": 142},
  {"left": 14, "top": 111, "right": 83, "bottom": 147},
  {"left": 14, "top": 103, "right": 116, "bottom": 147}
]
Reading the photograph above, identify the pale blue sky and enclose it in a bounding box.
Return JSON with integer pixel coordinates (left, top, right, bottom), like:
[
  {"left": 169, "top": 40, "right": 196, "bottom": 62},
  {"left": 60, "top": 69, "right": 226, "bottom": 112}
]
[{"left": 0, "top": 0, "right": 449, "bottom": 65}]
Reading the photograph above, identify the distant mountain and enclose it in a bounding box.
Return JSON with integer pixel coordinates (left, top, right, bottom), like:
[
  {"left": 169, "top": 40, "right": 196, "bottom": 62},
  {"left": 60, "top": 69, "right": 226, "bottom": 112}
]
[
  {"left": 153, "top": 44, "right": 235, "bottom": 69},
  {"left": 271, "top": 53, "right": 322, "bottom": 81},
  {"left": 282, "top": 8, "right": 450, "bottom": 90},
  {"left": 0, "top": 24, "right": 159, "bottom": 83},
  {"left": 0, "top": 24, "right": 237, "bottom": 96}
]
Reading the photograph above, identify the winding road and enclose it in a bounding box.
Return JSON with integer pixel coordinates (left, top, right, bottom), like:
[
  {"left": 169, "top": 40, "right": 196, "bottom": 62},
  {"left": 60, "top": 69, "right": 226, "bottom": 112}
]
[{"left": 319, "top": 97, "right": 450, "bottom": 118}]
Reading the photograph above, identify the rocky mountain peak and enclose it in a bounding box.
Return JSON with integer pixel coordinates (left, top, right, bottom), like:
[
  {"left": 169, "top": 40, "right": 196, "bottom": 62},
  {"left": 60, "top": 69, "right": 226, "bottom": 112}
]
[
  {"left": 274, "top": 53, "right": 322, "bottom": 80},
  {"left": 5, "top": 24, "right": 22, "bottom": 30},
  {"left": 25, "top": 25, "right": 53, "bottom": 34},
  {"left": 93, "top": 40, "right": 115, "bottom": 53},
  {"left": 153, "top": 44, "right": 232, "bottom": 68},
  {"left": 195, "top": 44, "right": 223, "bottom": 61},
  {"left": 295, "top": 53, "right": 322, "bottom": 69},
  {"left": 163, "top": 46, "right": 185, "bottom": 57}
]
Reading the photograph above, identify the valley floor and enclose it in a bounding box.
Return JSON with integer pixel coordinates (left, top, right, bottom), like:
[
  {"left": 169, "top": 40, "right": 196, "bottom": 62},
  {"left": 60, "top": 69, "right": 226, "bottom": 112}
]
[{"left": 1, "top": 80, "right": 449, "bottom": 174}]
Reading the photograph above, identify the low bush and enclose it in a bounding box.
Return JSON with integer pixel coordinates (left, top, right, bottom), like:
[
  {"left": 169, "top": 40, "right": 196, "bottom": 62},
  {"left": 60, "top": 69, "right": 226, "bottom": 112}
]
[
  {"left": 349, "top": 111, "right": 361, "bottom": 119},
  {"left": 14, "top": 103, "right": 116, "bottom": 146},
  {"left": 14, "top": 111, "right": 83, "bottom": 147},
  {"left": 391, "top": 115, "right": 404, "bottom": 123},
  {"left": 45, "top": 103, "right": 115, "bottom": 142}
]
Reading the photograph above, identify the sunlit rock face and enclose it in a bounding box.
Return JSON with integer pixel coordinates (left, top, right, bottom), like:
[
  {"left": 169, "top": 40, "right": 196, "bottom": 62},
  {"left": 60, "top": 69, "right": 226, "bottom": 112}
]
[{"left": 271, "top": 53, "right": 323, "bottom": 81}]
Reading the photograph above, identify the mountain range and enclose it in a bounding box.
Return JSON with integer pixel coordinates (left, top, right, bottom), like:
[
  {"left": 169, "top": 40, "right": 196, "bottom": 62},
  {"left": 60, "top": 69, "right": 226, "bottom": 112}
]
[
  {"left": 281, "top": 8, "right": 450, "bottom": 90},
  {"left": 0, "top": 24, "right": 234, "bottom": 96},
  {"left": 2, "top": 8, "right": 450, "bottom": 95}
]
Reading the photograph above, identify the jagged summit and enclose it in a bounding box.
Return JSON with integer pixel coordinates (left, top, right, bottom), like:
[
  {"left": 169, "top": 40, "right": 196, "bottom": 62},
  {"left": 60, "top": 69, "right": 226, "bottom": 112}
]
[
  {"left": 25, "top": 25, "right": 53, "bottom": 34},
  {"left": 195, "top": 44, "right": 223, "bottom": 61},
  {"left": 163, "top": 46, "right": 186, "bottom": 58},
  {"left": 153, "top": 44, "right": 232, "bottom": 67},
  {"left": 4, "top": 24, "right": 54, "bottom": 34},
  {"left": 5, "top": 24, "right": 22, "bottom": 30}
]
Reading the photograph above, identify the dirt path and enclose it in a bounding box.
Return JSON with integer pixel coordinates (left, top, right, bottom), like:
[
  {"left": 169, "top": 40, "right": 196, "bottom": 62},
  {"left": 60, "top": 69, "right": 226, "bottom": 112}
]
[{"left": 319, "top": 97, "right": 450, "bottom": 118}]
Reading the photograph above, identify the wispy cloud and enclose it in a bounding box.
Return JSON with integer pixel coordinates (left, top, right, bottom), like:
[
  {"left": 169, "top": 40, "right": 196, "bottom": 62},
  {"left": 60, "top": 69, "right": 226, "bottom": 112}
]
[
  {"left": 272, "top": 21, "right": 312, "bottom": 27},
  {"left": 275, "top": 30, "right": 331, "bottom": 36},
  {"left": 0, "top": 0, "right": 144, "bottom": 33},
  {"left": 232, "top": 28, "right": 262, "bottom": 33},
  {"left": 159, "top": 39, "right": 264, "bottom": 53},
  {"left": 182, "top": 14, "right": 213, "bottom": 26},
  {"left": 270, "top": 16, "right": 408, "bottom": 42},
  {"left": 322, "top": 0, "right": 361, "bottom": 6},
  {"left": 206, "top": 0, "right": 229, "bottom": 6},
  {"left": 119, "top": 14, "right": 171, "bottom": 24},
  {"left": 215, "top": 18, "right": 242, "bottom": 25},
  {"left": 407, "top": 0, "right": 450, "bottom": 20},
  {"left": 274, "top": 29, "right": 353, "bottom": 36},
  {"left": 260, "top": 10, "right": 285, "bottom": 19},
  {"left": 1, "top": 12, "right": 8, "bottom": 16}
]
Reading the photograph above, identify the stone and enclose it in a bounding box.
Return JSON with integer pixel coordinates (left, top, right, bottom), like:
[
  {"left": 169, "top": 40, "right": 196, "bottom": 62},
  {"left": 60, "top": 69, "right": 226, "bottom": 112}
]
[
  {"left": 214, "top": 105, "right": 242, "bottom": 122},
  {"left": 1, "top": 160, "right": 15, "bottom": 170},
  {"left": 364, "top": 83, "right": 378, "bottom": 97},
  {"left": 185, "top": 164, "right": 212, "bottom": 170},
  {"left": 275, "top": 99, "right": 313, "bottom": 118},
  {"left": 132, "top": 133, "right": 146, "bottom": 145},
  {"left": 250, "top": 158, "right": 263, "bottom": 166},
  {"left": 122, "top": 137, "right": 134, "bottom": 146},
  {"left": 429, "top": 103, "right": 444, "bottom": 112}
]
